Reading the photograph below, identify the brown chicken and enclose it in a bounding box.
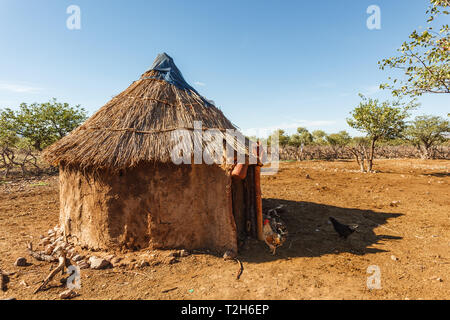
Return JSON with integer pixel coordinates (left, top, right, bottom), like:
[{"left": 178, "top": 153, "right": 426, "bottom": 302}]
[{"left": 262, "top": 209, "right": 288, "bottom": 255}]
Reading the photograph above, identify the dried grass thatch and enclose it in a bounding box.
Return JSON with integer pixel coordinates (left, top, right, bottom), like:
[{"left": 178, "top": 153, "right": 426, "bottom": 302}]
[{"left": 43, "top": 65, "right": 248, "bottom": 170}]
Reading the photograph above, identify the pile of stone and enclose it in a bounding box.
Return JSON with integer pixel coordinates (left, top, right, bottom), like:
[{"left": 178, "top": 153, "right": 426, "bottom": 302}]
[
  {"left": 30, "top": 225, "right": 193, "bottom": 272},
  {"left": 7, "top": 225, "right": 197, "bottom": 299},
  {"left": 32, "top": 225, "right": 113, "bottom": 270}
]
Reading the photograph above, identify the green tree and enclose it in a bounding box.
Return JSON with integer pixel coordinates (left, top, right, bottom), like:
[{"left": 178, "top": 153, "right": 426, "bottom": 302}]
[
  {"left": 347, "top": 94, "right": 417, "bottom": 171},
  {"left": 325, "top": 131, "right": 351, "bottom": 147},
  {"left": 0, "top": 114, "right": 42, "bottom": 176},
  {"left": 0, "top": 113, "right": 19, "bottom": 148},
  {"left": 379, "top": 0, "right": 449, "bottom": 96},
  {"left": 0, "top": 99, "right": 87, "bottom": 151},
  {"left": 288, "top": 127, "right": 313, "bottom": 147},
  {"left": 325, "top": 131, "right": 351, "bottom": 160},
  {"left": 268, "top": 129, "right": 290, "bottom": 147},
  {"left": 312, "top": 130, "right": 327, "bottom": 145},
  {"left": 405, "top": 115, "right": 449, "bottom": 158}
]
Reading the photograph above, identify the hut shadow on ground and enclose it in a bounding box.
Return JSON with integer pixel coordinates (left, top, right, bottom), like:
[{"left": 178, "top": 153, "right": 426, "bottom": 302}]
[
  {"left": 239, "top": 198, "right": 403, "bottom": 263},
  {"left": 423, "top": 172, "right": 450, "bottom": 177}
]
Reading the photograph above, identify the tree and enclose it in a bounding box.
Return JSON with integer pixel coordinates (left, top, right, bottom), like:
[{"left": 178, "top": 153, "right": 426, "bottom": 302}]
[
  {"left": 268, "top": 129, "right": 290, "bottom": 147},
  {"left": 379, "top": 0, "right": 449, "bottom": 97},
  {"left": 346, "top": 137, "right": 371, "bottom": 172},
  {"left": 312, "top": 130, "right": 327, "bottom": 145},
  {"left": 288, "top": 127, "right": 313, "bottom": 147},
  {"left": 0, "top": 112, "right": 18, "bottom": 174},
  {"left": 325, "top": 131, "right": 351, "bottom": 147},
  {"left": 347, "top": 94, "right": 416, "bottom": 171},
  {"left": 0, "top": 99, "right": 87, "bottom": 151},
  {"left": 405, "top": 115, "right": 449, "bottom": 158},
  {"left": 325, "top": 131, "right": 351, "bottom": 159},
  {"left": 0, "top": 113, "right": 19, "bottom": 148},
  {"left": 0, "top": 114, "right": 42, "bottom": 176}
]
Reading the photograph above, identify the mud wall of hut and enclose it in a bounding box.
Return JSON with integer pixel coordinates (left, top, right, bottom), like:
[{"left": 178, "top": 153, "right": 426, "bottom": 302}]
[{"left": 59, "top": 163, "right": 238, "bottom": 253}]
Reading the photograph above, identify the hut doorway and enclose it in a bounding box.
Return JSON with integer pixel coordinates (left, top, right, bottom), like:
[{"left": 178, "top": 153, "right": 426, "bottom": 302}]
[{"left": 231, "top": 165, "right": 259, "bottom": 242}]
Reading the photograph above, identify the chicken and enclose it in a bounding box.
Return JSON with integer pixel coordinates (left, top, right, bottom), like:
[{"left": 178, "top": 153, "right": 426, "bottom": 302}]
[
  {"left": 262, "top": 209, "right": 288, "bottom": 255},
  {"left": 329, "top": 217, "right": 358, "bottom": 239},
  {"left": 273, "top": 204, "right": 286, "bottom": 213}
]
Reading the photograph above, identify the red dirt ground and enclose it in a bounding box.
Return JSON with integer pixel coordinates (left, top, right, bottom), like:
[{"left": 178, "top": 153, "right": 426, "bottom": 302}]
[{"left": 0, "top": 159, "right": 449, "bottom": 300}]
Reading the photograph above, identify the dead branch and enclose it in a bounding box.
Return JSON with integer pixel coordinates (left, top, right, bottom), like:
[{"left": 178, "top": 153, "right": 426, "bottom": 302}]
[
  {"left": 27, "top": 242, "right": 58, "bottom": 263},
  {"left": 105, "top": 270, "right": 154, "bottom": 279},
  {"left": 34, "top": 252, "right": 67, "bottom": 294},
  {"left": 234, "top": 258, "right": 244, "bottom": 280}
]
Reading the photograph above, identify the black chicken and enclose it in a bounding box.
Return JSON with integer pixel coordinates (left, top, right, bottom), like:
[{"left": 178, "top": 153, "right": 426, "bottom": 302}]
[{"left": 329, "top": 217, "right": 358, "bottom": 239}]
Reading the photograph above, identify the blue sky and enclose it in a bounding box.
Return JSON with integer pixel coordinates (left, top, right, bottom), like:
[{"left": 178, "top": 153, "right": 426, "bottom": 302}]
[{"left": 0, "top": 0, "right": 448, "bottom": 137}]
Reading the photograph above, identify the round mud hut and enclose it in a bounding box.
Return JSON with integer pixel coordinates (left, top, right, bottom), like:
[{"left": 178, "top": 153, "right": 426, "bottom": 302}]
[{"left": 43, "top": 53, "right": 263, "bottom": 253}]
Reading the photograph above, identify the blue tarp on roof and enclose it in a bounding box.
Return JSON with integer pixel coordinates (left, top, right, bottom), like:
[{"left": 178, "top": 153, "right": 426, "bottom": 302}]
[{"left": 144, "top": 53, "right": 212, "bottom": 106}]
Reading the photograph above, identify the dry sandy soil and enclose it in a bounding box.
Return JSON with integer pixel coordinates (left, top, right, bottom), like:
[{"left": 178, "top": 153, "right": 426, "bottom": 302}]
[{"left": 0, "top": 159, "right": 449, "bottom": 300}]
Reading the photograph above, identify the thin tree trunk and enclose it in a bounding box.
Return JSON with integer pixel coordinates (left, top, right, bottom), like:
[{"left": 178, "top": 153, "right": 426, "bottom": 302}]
[
  {"left": 368, "top": 139, "right": 376, "bottom": 172},
  {"left": 360, "top": 152, "right": 366, "bottom": 172},
  {"left": 424, "top": 143, "right": 434, "bottom": 159}
]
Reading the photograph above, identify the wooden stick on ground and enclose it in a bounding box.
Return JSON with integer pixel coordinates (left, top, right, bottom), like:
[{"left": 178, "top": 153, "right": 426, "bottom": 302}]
[
  {"left": 235, "top": 258, "right": 244, "bottom": 280},
  {"left": 34, "top": 250, "right": 67, "bottom": 294},
  {"left": 105, "top": 270, "right": 154, "bottom": 279},
  {"left": 27, "top": 242, "right": 58, "bottom": 263}
]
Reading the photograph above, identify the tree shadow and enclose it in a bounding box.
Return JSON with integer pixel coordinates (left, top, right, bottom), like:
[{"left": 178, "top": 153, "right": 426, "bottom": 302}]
[{"left": 239, "top": 198, "right": 403, "bottom": 263}]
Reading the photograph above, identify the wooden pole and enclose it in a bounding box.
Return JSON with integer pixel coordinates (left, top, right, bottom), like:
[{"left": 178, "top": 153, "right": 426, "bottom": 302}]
[
  {"left": 232, "top": 164, "right": 249, "bottom": 180},
  {"left": 255, "top": 165, "right": 264, "bottom": 241}
]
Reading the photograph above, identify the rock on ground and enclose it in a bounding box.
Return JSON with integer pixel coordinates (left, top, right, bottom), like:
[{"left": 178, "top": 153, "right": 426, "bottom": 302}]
[
  {"left": 14, "top": 257, "right": 28, "bottom": 267},
  {"left": 59, "top": 289, "right": 79, "bottom": 299},
  {"left": 89, "top": 256, "right": 112, "bottom": 270},
  {"left": 223, "top": 250, "right": 237, "bottom": 260}
]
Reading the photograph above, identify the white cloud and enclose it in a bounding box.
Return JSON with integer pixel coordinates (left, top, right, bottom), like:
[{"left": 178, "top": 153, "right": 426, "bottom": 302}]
[
  {"left": 194, "top": 81, "right": 206, "bottom": 87},
  {"left": 0, "top": 82, "right": 42, "bottom": 93}
]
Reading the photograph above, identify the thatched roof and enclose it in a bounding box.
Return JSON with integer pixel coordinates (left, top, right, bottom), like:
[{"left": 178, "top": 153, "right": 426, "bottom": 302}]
[{"left": 43, "top": 53, "right": 246, "bottom": 170}]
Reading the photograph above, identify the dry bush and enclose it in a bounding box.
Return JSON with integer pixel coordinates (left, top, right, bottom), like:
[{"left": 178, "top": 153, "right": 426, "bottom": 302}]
[
  {"left": 279, "top": 145, "right": 450, "bottom": 161},
  {"left": 0, "top": 148, "right": 55, "bottom": 179}
]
